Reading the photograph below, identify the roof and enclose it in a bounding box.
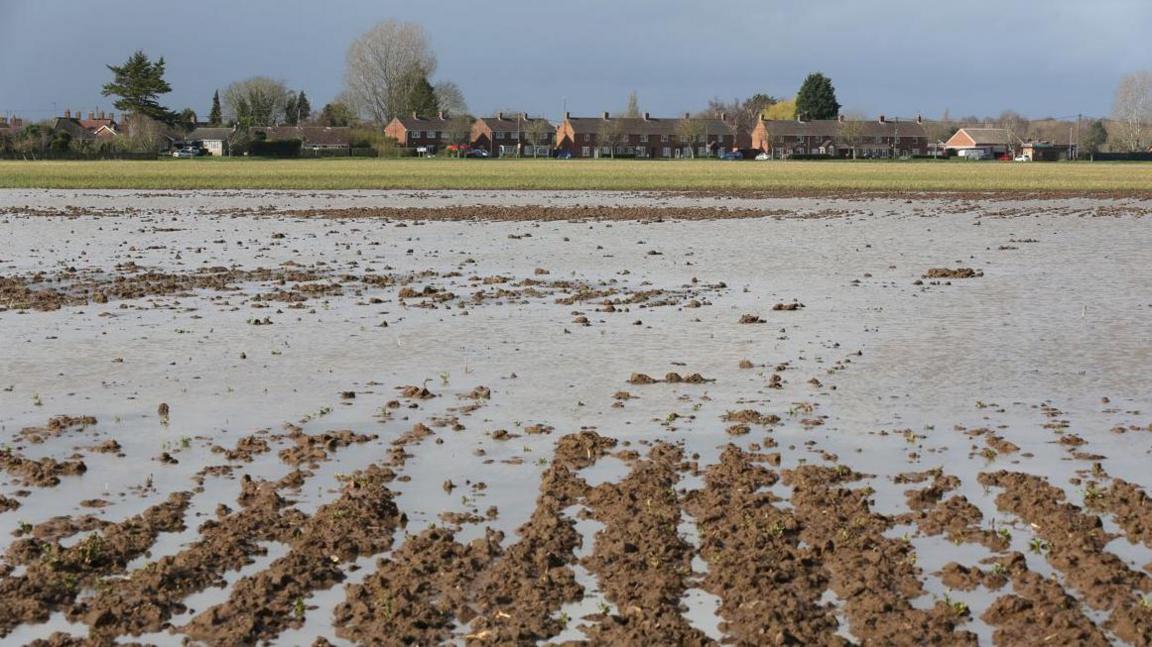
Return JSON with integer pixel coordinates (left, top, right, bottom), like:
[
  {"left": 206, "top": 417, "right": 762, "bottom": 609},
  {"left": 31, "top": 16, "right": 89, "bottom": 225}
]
[
  {"left": 187, "top": 127, "right": 235, "bottom": 141},
  {"left": 565, "top": 115, "right": 732, "bottom": 137},
  {"left": 50, "top": 118, "right": 97, "bottom": 141},
  {"left": 949, "top": 128, "right": 1016, "bottom": 147},
  {"left": 755, "top": 119, "right": 928, "bottom": 139},
  {"left": 391, "top": 114, "right": 459, "bottom": 130},
  {"left": 477, "top": 115, "right": 554, "bottom": 132},
  {"left": 255, "top": 126, "right": 352, "bottom": 147}
]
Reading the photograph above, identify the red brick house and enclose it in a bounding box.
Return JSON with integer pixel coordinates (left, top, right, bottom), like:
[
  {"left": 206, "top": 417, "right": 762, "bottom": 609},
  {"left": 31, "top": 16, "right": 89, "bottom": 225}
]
[
  {"left": 471, "top": 113, "right": 555, "bottom": 157},
  {"left": 943, "top": 128, "right": 1019, "bottom": 159},
  {"left": 384, "top": 112, "right": 467, "bottom": 152},
  {"left": 752, "top": 115, "right": 928, "bottom": 158},
  {"left": 556, "top": 112, "right": 736, "bottom": 158}
]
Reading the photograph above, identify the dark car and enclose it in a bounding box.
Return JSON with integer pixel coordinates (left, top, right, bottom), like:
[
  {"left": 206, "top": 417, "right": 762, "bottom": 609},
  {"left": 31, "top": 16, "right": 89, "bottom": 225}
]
[
  {"left": 465, "top": 149, "right": 490, "bottom": 158},
  {"left": 719, "top": 150, "right": 743, "bottom": 161}
]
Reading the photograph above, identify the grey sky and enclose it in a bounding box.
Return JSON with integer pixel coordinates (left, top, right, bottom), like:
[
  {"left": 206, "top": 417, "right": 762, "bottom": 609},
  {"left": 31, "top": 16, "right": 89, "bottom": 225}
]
[{"left": 1, "top": 0, "right": 1149, "bottom": 123}]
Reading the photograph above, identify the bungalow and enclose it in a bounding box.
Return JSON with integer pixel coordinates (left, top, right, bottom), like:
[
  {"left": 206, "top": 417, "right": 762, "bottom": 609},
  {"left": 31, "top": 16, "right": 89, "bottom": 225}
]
[
  {"left": 254, "top": 126, "right": 352, "bottom": 151},
  {"left": 555, "top": 112, "right": 736, "bottom": 159},
  {"left": 471, "top": 113, "right": 555, "bottom": 157},
  {"left": 186, "top": 127, "right": 234, "bottom": 156},
  {"left": 944, "top": 128, "right": 1019, "bottom": 159},
  {"left": 383, "top": 112, "right": 459, "bottom": 152},
  {"left": 752, "top": 115, "right": 929, "bottom": 159}
]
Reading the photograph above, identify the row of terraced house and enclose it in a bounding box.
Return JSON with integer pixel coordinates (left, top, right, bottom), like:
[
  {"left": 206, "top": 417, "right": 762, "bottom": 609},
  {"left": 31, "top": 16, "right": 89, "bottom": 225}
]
[{"left": 382, "top": 111, "right": 934, "bottom": 159}]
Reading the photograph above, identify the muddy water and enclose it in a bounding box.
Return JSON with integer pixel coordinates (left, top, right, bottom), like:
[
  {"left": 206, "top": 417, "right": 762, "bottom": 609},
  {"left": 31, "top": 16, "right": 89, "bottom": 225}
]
[{"left": 1, "top": 190, "right": 1150, "bottom": 645}]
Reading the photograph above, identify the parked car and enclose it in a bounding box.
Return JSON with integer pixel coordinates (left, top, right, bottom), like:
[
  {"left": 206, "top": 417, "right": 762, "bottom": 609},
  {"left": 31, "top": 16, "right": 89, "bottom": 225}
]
[
  {"left": 719, "top": 151, "right": 743, "bottom": 161},
  {"left": 755, "top": 152, "right": 771, "bottom": 161},
  {"left": 1014, "top": 154, "right": 1030, "bottom": 162},
  {"left": 172, "top": 148, "right": 198, "bottom": 158},
  {"left": 465, "top": 148, "right": 490, "bottom": 158}
]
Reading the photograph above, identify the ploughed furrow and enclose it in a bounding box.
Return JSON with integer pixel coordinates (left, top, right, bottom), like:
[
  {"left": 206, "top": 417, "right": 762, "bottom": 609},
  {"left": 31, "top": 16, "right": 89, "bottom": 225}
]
[
  {"left": 782, "top": 465, "right": 978, "bottom": 646},
  {"left": 69, "top": 476, "right": 305, "bottom": 638},
  {"left": 895, "top": 469, "right": 1009, "bottom": 551},
  {"left": 683, "top": 445, "right": 845, "bottom": 645},
  {"left": 180, "top": 464, "right": 400, "bottom": 645},
  {"left": 979, "top": 471, "right": 1152, "bottom": 644},
  {"left": 0, "top": 492, "right": 193, "bottom": 637},
  {"left": 333, "top": 526, "right": 499, "bottom": 645},
  {"left": 577, "top": 442, "right": 712, "bottom": 646},
  {"left": 1092, "top": 477, "right": 1152, "bottom": 549},
  {"left": 464, "top": 434, "right": 613, "bottom": 643},
  {"left": 331, "top": 430, "right": 615, "bottom": 645},
  {"left": 980, "top": 552, "right": 1112, "bottom": 647}
]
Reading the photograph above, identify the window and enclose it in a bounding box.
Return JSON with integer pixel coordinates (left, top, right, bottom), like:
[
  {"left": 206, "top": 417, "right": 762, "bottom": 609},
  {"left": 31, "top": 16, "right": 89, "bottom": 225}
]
[
  {"left": 434, "top": 131, "right": 441, "bottom": 139},
  {"left": 662, "top": 146, "right": 671, "bottom": 157},
  {"left": 640, "top": 134, "right": 648, "bottom": 143},
  {"left": 660, "top": 134, "right": 669, "bottom": 143},
  {"left": 582, "top": 146, "right": 590, "bottom": 157}
]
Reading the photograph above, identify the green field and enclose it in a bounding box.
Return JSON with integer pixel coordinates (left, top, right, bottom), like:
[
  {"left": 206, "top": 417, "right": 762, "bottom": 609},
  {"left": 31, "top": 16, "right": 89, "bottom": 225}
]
[{"left": 1, "top": 157, "right": 1150, "bottom": 192}]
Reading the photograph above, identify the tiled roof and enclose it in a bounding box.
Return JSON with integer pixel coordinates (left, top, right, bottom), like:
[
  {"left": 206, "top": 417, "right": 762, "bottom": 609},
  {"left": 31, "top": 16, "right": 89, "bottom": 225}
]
[
  {"left": 255, "top": 126, "right": 352, "bottom": 147},
  {"left": 566, "top": 115, "right": 732, "bottom": 137},
  {"left": 756, "top": 119, "right": 928, "bottom": 139}
]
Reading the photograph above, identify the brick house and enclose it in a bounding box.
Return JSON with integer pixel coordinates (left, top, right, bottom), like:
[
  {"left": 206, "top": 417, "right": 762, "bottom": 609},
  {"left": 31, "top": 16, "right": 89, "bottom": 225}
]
[
  {"left": 384, "top": 112, "right": 469, "bottom": 152},
  {"left": 943, "top": 128, "right": 1019, "bottom": 159},
  {"left": 471, "top": 113, "right": 555, "bottom": 157},
  {"left": 555, "top": 112, "right": 736, "bottom": 159},
  {"left": 752, "top": 115, "right": 929, "bottom": 158}
]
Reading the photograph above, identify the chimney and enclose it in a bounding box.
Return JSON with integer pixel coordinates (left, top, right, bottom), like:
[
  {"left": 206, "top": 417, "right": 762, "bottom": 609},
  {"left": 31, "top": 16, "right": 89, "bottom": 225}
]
[
  {"left": 437, "top": 111, "right": 444, "bottom": 120},
  {"left": 89, "top": 111, "right": 95, "bottom": 120},
  {"left": 720, "top": 112, "right": 727, "bottom": 121},
  {"left": 916, "top": 114, "right": 923, "bottom": 124},
  {"left": 99, "top": 110, "right": 105, "bottom": 119},
  {"left": 602, "top": 111, "right": 610, "bottom": 120},
  {"left": 64, "top": 109, "right": 71, "bottom": 118},
  {"left": 564, "top": 111, "right": 570, "bottom": 120},
  {"left": 522, "top": 112, "right": 529, "bottom": 121},
  {"left": 643, "top": 112, "right": 650, "bottom": 121},
  {"left": 684, "top": 112, "right": 690, "bottom": 119},
  {"left": 497, "top": 111, "right": 503, "bottom": 120},
  {"left": 878, "top": 115, "right": 886, "bottom": 123},
  {"left": 412, "top": 111, "right": 419, "bottom": 119},
  {"left": 838, "top": 114, "right": 845, "bottom": 123}
]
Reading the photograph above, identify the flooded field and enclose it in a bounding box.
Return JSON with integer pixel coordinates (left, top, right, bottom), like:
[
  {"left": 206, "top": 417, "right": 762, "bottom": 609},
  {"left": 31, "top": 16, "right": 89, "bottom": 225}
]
[{"left": 1, "top": 189, "right": 1151, "bottom": 646}]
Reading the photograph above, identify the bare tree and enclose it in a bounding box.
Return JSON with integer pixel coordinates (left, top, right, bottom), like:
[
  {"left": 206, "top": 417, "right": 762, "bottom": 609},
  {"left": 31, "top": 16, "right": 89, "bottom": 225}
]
[
  {"left": 523, "top": 117, "right": 551, "bottom": 158},
  {"left": 598, "top": 117, "right": 624, "bottom": 158},
  {"left": 223, "top": 77, "right": 291, "bottom": 127},
  {"left": 1112, "top": 71, "right": 1152, "bottom": 152},
  {"left": 837, "top": 115, "right": 866, "bottom": 159},
  {"left": 441, "top": 115, "right": 472, "bottom": 157},
  {"left": 624, "top": 90, "right": 640, "bottom": 118},
  {"left": 676, "top": 118, "right": 705, "bottom": 158},
  {"left": 996, "top": 110, "right": 1030, "bottom": 153},
  {"left": 344, "top": 20, "right": 438, "bottom": 125},
  {"left": 433, "top": 81, "right": 468, "bottom": 116},
  {"left": 924, "top": 109, "right": 955, "bottom": 148}
]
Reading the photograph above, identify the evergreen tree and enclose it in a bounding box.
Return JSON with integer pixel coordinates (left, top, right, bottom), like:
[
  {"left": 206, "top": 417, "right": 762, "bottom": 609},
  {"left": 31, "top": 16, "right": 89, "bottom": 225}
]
[
  {"left": 101, "top": 50, "right": 178, "bottom": 125},
  {"left": 1085, "top": 120, "right": 1108, "bottom": 154},
  {"left": 297, "top": 91, "right": 311, "bottom": 122},
  {"left": 405, "top": 73, "right": 440, "bottom": 116},
  {"left": 795, "top": 73, "right": 840, "bottom": 120},
  {"left": 179, "top": 108, "right": 197, "bottom": 132},
  {"left": 284, "top": 93, "right": 299, "bottom": 125},
  {"left": 319, "top": 102, "right": 355, "bottom": 127},
  {"left": 209, "top": 91, "right": 222, "bottom": 126}
]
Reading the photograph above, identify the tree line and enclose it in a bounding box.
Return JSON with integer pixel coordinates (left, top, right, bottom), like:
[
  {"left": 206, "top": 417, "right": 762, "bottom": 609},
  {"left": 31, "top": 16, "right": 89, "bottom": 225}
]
[{"left": 3, "top": 18, "right": 1150, "bottom": 156}]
